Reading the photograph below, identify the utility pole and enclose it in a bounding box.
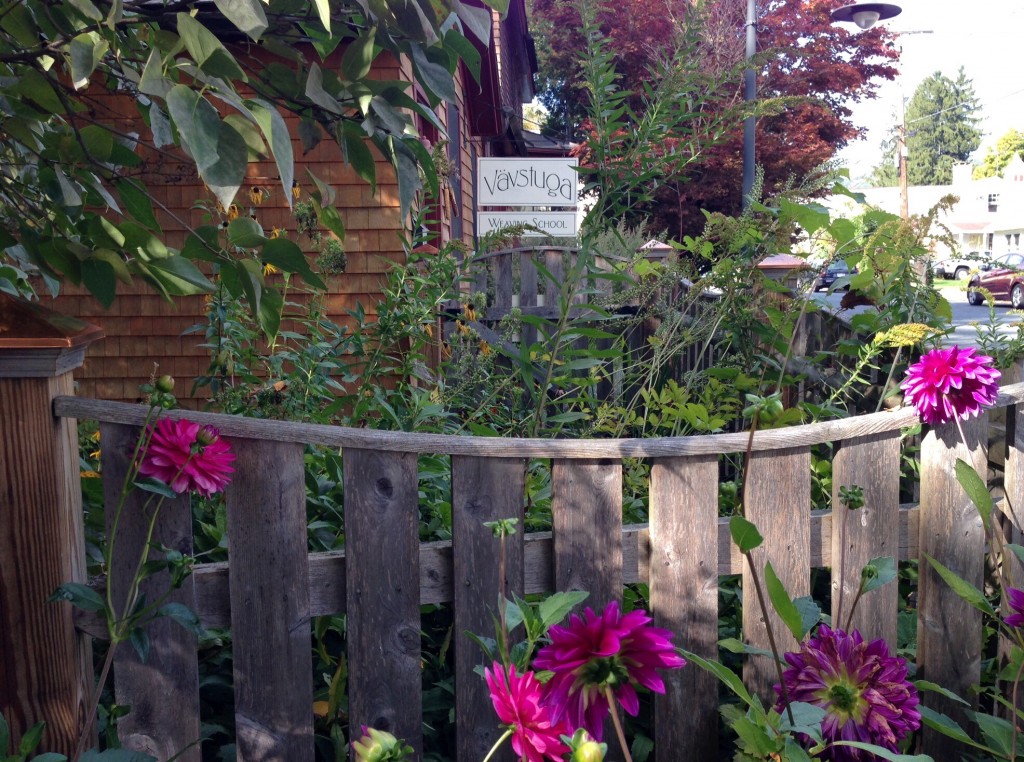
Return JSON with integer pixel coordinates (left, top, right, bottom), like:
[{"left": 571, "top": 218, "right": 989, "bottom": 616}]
[
  {"left": 898, "top": 117, "right": 909, "bottom": 220},
  {"left": 741, "top": 0, "right": 756, "bottom": 210}
]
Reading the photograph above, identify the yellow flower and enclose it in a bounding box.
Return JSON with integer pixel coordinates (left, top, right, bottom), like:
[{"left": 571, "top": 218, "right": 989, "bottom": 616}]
[
  {"left": 89, "top": 449, "right": 101, "bottom": 459},
  {"left": 423, "top": 323, "right": 433, "bottom": 338},
  {"left": 463, "top": 303, "right": 477, "bottom": 321},
  {"left": 227, "top": 205, "right": 240, "bottom": 221},
  {"left": 214, "top": 200, "right": 226, "bottom": 215},
  {"left": 876, "top": 322, "right": 933, "bottom": 348},
  {"left": 248, "top": 186, "right": 267, "bottom": 205},
  {"left": 456, "top": 320, "right": 469, "bottom": 336},
  {"left": 262, "top": 262, "right": 279, "bottom": 276},
  {"left": 80, "top": 470, "right": 101, "bottom": 479},
  {"left": 441, "top": 341, "right": 452, "bottom": 359},
  {"left": 479, "top": 340, "right": 491, "bottom": 356},
  {"left": 312, "top": 700, "right": 329, "bottom": 718},
  {"left": 292, "top": 182, "right": 301, "bottom": 199},
  {"left": 90, "top": 430, "right": 101, "bottom": 442},
  {"left": 269, "top": 227, "right": 286, "bottom": 239}
]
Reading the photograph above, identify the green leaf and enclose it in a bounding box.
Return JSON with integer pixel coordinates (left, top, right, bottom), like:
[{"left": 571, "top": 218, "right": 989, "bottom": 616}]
[
  {"left": 32, "top": 754, "right": 69, "bottom": 762},
  {"left": 409, "top": 42, "right": 455, "bottom": 102},
  {"left": 503, "top": 597, "right": 524, "bottom": 632},
  {"left": 18, "top": 721, "right": 44, "bottom": 755},
  {"left": 69, "top": 32, "right": 109, "bottom": 89},
  {"left": 261, "top": 237, "right": 325, "bottom": 290},
  {"left": 139, "top": 49, "right": 171, "bottom": 99},
  {"left": 955, "top": 457, "right": 992, "bottom": 527},
  {"left": 148, "top": 256, "right": 214, "bottom": 295},
  {"left": 213, "top": 0, "right": 267, "bottom": 40},
  {"left": 682, "top": 650, "right": 756, "bottom": 708},
  {"left": 341, "top": 26, "right": 377, "bottom": 81},
  {"left": 312, "top": 0, "right": 330, "bottom": 33},
  {"left": 914, "top": 680, "right": 970, "bottom": 707},
  {"left": 731, "top": 714, "right": 778, "bottom": 756},
  {"left": 827, "top": 743, "right": 932, "bottom": 762},
  {"left": 48, "top": 582, "right": 106, "bottom": 612},
  {"left": 68, "top": 0, "right": 103, "bottom": 20},
  {"left": 227, "top": 218, "right": 265, "bottom": 248},
  {"left": 729, "top": 515, "right": 763, "bottom": 553},
  {"left": 782, "top": 738, "right": 815, "bottom": 762},
  {"left": 133, "top": 477, "right": 180, "bottom": 499},
  {"left": 18, "top": 69, "right": 65, "bottom": 114},
  {"left": 81, "top": 258, "right": 116, "bottom": 308},
  {"left": 793, "top": 595, "right": 822, "bottom": 637},
  {"left": 967, "top": 710, "right": 1014, "bottom": 758},
  {"left": 718, "top": 637, "right": 774, "bottom": 658},
  {"left": 537, "top": 591, "right": 589, "bottom": 627},
  {"left": 339, "top": 120, "right": 377, "bottom": 189},
  {"left": 201, "top": 121, "right": 247, "bottom": 209},
  {"left": 393, "top": 142, "right": 420, "bottom": 222},
  {"left": 0, "top": 712, "right": 9, "bottom": 758},
  {"left": 454, "top": 0, "right": 493, "bottom": 47},
  {"left": 159, "top": 602, "right": 204, "bottom": 636},
  {"left": 116, "top": 179, "right": 160, "bottom": 229},
  {"left": 629, "top": 733, "right": 653, "bottom": 762},
  {"left": 923, "top": 553, "right": 996, "bottom": 616},
  {"left": 166, "top": 86, "right": 221, "bottom": 172},
  {"left": 130, "top": 626, "right": 151, "bottom": 663},
  {"left": 316, "top": 203, "right": 346, "bottom": 241},
  {"left": 860, "top": 556, "right": 898, "bottom": 594},
  {"left": 305, "top": 64, "right": 343, "bottom": 114},
  {"left": 250, "top": 99, "right": 294, "bottom": 207},
  {"left": 765, "top": 561, "right": 804, "bottom": 641},
  {"left": 780, "top": 702, "right": 826, "bottom": 743},
  {"left": 177, "top": 13, "right": 247, "bottom": 81},
  {"left": 918, "top": 706, "right": 975, "bottom": 746},
  {"left": 258, "top": 284, "right": 283, "bottom": 342}
]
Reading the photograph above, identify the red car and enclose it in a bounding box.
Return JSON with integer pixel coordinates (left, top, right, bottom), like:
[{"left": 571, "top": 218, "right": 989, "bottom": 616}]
[{"left": 967, "top": 252, "right": 1024, "bottom": 307}]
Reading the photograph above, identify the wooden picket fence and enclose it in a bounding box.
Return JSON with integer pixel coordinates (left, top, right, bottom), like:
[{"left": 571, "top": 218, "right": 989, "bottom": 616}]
[{"left": 4, "top": 379, "right": 1020, "bottom": 761}]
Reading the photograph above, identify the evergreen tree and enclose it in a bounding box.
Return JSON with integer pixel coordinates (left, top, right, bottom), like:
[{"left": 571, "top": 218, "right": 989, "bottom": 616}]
[
  {"left": 905, "top": 68, "right": 982, "bottom": 185},
  {"left": 866, "top": 133, "right": 899, "bottom": 187},
  {"left": 974, "top": 129, "right": 1024, "bottom": 178}
]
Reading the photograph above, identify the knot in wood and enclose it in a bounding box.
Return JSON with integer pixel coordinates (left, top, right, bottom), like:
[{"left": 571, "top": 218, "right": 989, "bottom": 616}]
[
  {"left": 374, "top": 477, "right": 394, "bottom": 500},
  {"left": 395, "top": 624, "right": 419, "bottom": 654}
]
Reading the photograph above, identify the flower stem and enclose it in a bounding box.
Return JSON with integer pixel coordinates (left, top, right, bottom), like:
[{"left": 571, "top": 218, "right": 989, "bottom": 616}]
[
  {"left": 835, "top": 499, "right": 850, "bottom": 631},
  {"left": 746, "top": 560, "right": 795, "bottom": 726},
  {"left": 481, "top": 728, "right": 514, "bottom": 762},
  {"left": 604, "top": 686, "right": 634, "bottom": 762},
  {"left": 72, "top": 638, "right": 117, "bottom": 762}
]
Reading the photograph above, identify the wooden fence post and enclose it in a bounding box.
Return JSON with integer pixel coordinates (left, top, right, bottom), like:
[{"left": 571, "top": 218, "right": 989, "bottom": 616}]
[{"left": 0, "top": 294, "right": 102, "bottom": 754}]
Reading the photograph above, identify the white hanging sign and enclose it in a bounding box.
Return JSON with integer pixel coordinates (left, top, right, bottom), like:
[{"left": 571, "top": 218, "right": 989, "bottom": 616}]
[{"left": 476, "top": 158, "right": 579, "bottom": 207}]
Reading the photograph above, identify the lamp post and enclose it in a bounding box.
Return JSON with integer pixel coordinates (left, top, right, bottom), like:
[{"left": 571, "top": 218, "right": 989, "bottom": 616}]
[{"left": 740, "top": 2, "right": 903, "bottom": 210}]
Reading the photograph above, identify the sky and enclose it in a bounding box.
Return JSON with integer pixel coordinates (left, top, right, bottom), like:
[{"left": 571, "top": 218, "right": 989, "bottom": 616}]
[{"left": 837, "top": 0, "right": 1024, "bottom": 184}]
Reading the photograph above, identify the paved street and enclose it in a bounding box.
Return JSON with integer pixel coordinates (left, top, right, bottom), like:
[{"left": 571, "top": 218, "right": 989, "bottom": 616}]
[{"left": 818, "top": 285, "right": 1023, "bottom": 348}]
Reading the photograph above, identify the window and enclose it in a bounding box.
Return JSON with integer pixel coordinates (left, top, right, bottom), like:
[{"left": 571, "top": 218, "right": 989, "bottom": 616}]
[
  {"left": 988, "top": 233, "right": 995, "bottom": 249},
  {"left": 988, "top": 193, "right": 1000, "bottom": 213}
]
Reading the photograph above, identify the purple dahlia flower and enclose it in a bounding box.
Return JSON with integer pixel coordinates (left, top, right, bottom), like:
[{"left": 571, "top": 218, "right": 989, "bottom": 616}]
[
  {"left": 532, "top": 601, "right": 685, "bottom": 741},
  {"left": 775, "top": 625, "right": 920, "bottom": 761},
  {"left": 901, "top": 346, "right": 1000, "bottom": 426},
  {"left": 1005, "top": 587, "right": 1024, "bottom": 628}
]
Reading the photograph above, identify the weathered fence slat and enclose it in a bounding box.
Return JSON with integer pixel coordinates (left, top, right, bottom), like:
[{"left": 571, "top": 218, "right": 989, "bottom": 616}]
[
  {"left": 495, "top": 255, "right": 513, "bottom": 310},
  {"left": 544, "top": 249, "right": 564, "bottom": 307},
  {"left": 552, "top": 459, "right": 624, "bottom": 610},
  {"left": 831, "top": 431, "right": 901, "bottom": 646},
  {"left": 225, "top": 437, "right": 313, "bottom": 761},
  {"left": 743, "top": 446, "right": 811, "bottom": 700},
  {"left": 1000, "top": 403, "right": 1024, "bottom": 714},
  {"left": 344, "top": 448, "right": 423, "bottom": 753},
  {"left": 918, "top": 416, "right": 987, "bottom": 757},
  {"left": 650, "top": 455, "right": 719, "bottom": 758},
  {"left": 102, "top": 422, "right": 201, "bottom": 762},
  {"left": 452, "top": 456, "right": 525, "bottom": 762}
]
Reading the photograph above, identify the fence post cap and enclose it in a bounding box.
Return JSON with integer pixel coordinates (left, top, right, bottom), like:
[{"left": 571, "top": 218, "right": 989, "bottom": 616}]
[{"left": 0, "top": 292, "right": 104, "bottom": 377}]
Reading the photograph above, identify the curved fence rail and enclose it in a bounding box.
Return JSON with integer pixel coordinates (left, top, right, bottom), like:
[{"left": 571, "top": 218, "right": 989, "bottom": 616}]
[{"left": 10, "top": 386, "right": 1024, "bottom": 760}]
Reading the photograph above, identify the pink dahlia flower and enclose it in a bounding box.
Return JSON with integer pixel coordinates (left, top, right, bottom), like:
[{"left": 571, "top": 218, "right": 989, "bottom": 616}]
[
  {"left": 901, "top": 346, "right": 999, "bottom": 426},
  {"left": 1005, "top": 587, "right": 1024, "bottom": 628},
  {"left": 484, "top": 662, "right": 570, "bottom": 761},
  {"left": 775, "top": 625, "right": 920, "bottom": 761},
  {"left": 138, "top": 418, "right": 235, "bottom": 497},
  {"left": 532, "top": 601, "right": 686, "bottom": 740}
]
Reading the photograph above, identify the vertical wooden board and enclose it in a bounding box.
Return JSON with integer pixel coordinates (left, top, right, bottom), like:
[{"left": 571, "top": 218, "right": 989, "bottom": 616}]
[
  {"left": 495, "top": 254, "right": 513, "bottom": 310},
  {"left": 650, "top": 456, "right": 719, "bottom": 759},
  {"left": 102, "top": 422, "right": 201, "bottom": 762},
  {"left": 551, "top": 459, "right": 623, "bottom": 610},
  {"left": 344, "top": 448, "right": 422, "bottom": 754},
  {"left": 544, "top": 249, "right": 564, "bottom": 307},
  {"left": 520, "top": 252, "right": 538, "bottom": 307},
  {"left": 225, "top": 437, "right": 313, "bottom": 761},
  {"left": 830, "top": 432, "right": 900, "bottom": 647},
  {"left": 1001, "top": 404, "right": 1024, "bottom": 711},
  {"left": 918, "top": 416, "right": 986, "bottom": 758},
  {"left": 452, "top": 457, "right": 525, "bottom": 762},
  {"left": 742, "top": 446, "right": 811, "bottom": 701},
  {"left": 0, "top": 375, "right": 90, "bottom": 754}
]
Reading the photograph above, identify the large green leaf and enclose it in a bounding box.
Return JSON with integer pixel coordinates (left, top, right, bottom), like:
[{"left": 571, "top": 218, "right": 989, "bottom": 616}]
[
  {"left": 827, "top": 743, "right": 932, "bottom": 762},
  {"left": 339, "top": 121, "right": 376, "bottom": 189},
  {"left": 955, "top": 457, "right": 992, "bottom": 527},
  {"left": 261, "top": 237, "right": 325, "bottom": 290},
  {"left": 923, "top": 554, "right": 996, "bottom": 617},
  {"left": 765, "top": 561, "right": 803, "bottom": 641},
  {"left": 409, "top": 41, "right": 455, "bottom": 102},
  {"left": 177, "top": 13, "right": 247, "bottom": 81},
  {"left": 81, "top": 258, "right": 116, "bottom": 307},
  {"left": 166, "top": 86, "right": 221, "bottom": 172},
  {"left": 682, "top": 650, "right": 756, "bottom": 708},
  {"left": 305, "top": 64, "right": 343, "bottom": 114},
  {"left": 213, "top": 0, "right": 268, "bottom": 40},
  {"left": 201, "top": 121, "right": 247, "bottom": 209},
  {"left": 312, "top": 0, "right": 331, "bottom": 34},
  {"left": 250, "top": 99, "right": 294, "bottom": 206},
  {"left": 227, "top": 218, "right": 264, "bottom": 248},
  {"left": 69, "top": 32, "right": 109, "bottom": 89},
  {"left": 341, "top": 25, "right": 377, "bottom": 81},
  {"left": 139, "top": 49, "right": 171, "bottom": 99},
  {"left": 860, "top": 556, "right": 897, "bottom": 594},
  {"left": 729, "top": 515, "right": 763, "bottom": 553},
  {"left": 537, "top": 590, "right": 589, "bottom": 627},
  {"left": 147, "top": 256, "right": 215, "bottom": 295},
  {"left": 116, "top": 179, "right": 160, "bottom": 230}
]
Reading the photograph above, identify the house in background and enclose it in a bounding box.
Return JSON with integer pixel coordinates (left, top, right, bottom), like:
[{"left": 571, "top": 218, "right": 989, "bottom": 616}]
[
  {"left": 838, "top": 158, "right": 1024, "bottom": 260},
  {"left": 48, "top": 0, "right": 537, "bottom": 404}
]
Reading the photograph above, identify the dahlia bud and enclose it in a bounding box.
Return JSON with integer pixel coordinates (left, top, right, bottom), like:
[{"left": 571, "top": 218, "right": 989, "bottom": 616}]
[
  {"left": 567, "top": 729, "right": 606, "bottom": 762},
  {"left": 156, "top": 375, "right": 175, "bottom": 393},
  {"left": 351, "top": 727, "right": 413, "bottom": 762}
]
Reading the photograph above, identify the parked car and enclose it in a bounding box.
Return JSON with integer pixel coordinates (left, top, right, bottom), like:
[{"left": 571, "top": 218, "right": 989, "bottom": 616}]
[
  {"left": 935, "top": 250, "right": 994, "bottom": 281},
  {"left": 813, "top": 261, "right": 855, "bottom": 292},
  {"left": 967, "top": 252, "right": 1024, "bottom": 307}
]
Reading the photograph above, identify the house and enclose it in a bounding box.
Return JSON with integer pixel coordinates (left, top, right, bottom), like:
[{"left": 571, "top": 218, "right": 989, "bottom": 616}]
[
  {"left": 834, "top": 158, "right": 1024, "bottom": 260},
  {"left": 49, "top": 1, "right": 538, "bottom": 404}
]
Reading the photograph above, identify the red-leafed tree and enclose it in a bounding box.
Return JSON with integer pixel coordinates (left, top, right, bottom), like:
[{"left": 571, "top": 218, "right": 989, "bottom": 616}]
[{"left": 530, "top": 0, "right": 899, "bottom": 239}]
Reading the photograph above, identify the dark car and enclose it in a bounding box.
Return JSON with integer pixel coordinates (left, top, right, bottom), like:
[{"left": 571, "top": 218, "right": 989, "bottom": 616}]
[
  {"left": 813, "top": 261, "right": 855, "bottom": 292},
  {"left": 967, "top": 252, "right": 1024, "bottom": 307}
]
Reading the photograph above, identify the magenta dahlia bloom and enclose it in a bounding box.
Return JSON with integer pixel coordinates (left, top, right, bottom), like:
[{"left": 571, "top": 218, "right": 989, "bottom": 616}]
[
  {"left": 532, "top": 601, "right": 686, "bottom": 740},
  {"left": 138, "top": 418, "right": 235, "bottom": 497},
  {"left": 484, "top": 662, "right": 570, "bottom": 761},
  {"left": 775, "top": 625, "right": 920, "bottom": 761},
  {"left": 1005, "top": 587, "right": 1024, "bottom": 628},
  {"left": 901, "top": 346, "right": 1000, "bottom": 426}
]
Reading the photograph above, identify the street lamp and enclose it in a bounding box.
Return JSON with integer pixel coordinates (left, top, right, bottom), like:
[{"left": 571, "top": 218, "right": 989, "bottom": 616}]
[{"left": 740, "top": 2, "right": 902, "bottom": 210}]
